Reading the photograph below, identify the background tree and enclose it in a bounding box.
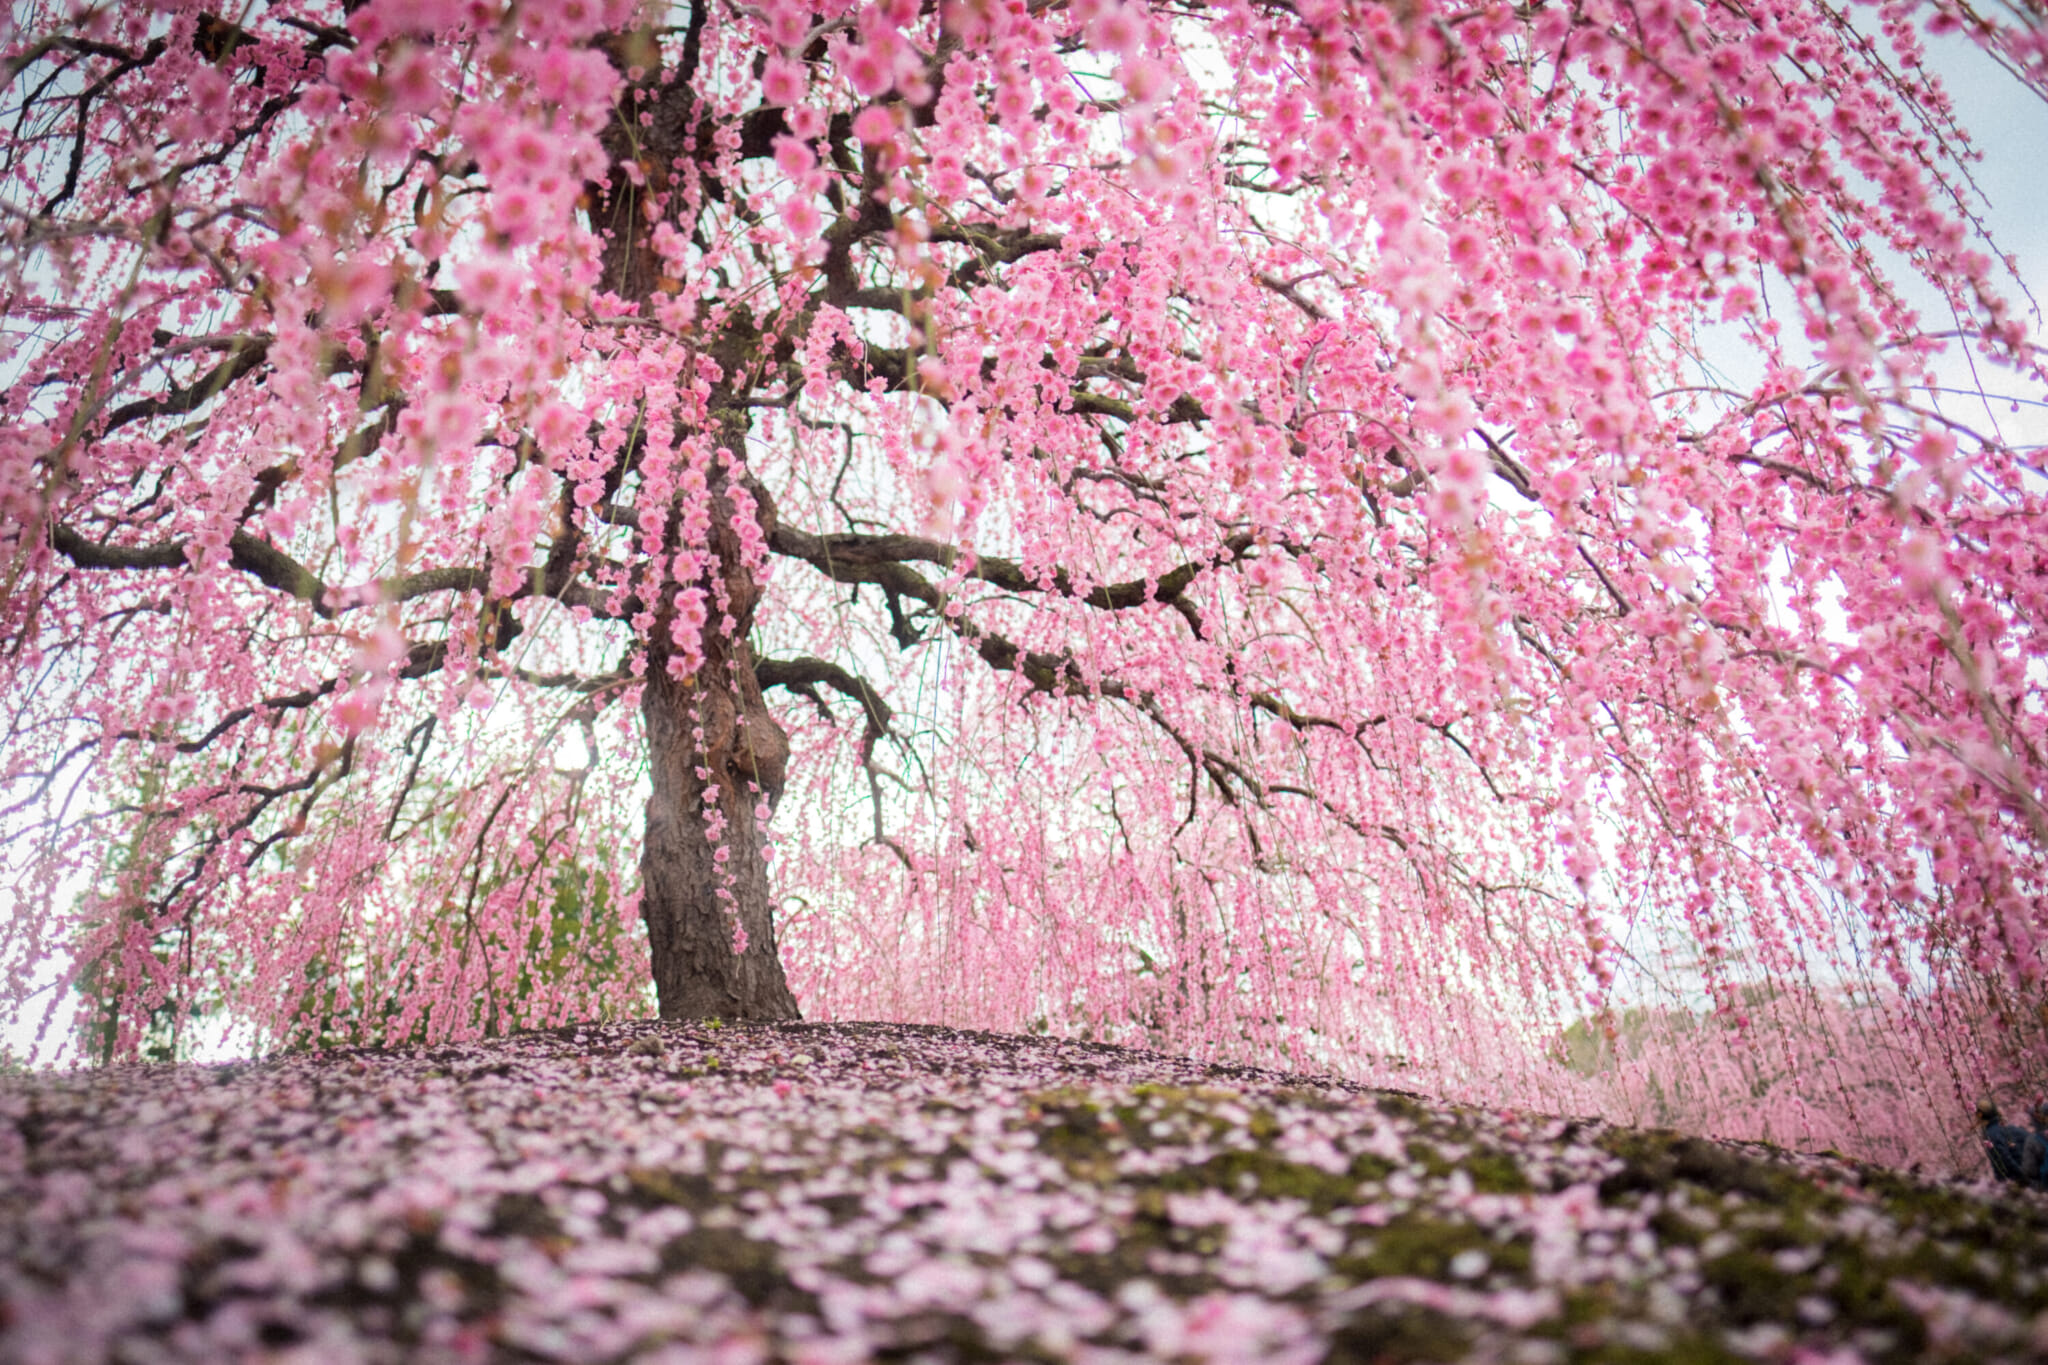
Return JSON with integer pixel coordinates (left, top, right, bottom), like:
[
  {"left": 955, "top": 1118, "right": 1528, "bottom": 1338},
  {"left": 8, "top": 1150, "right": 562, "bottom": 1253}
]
[{"left": 2, "top": 0, "right": 2045, "bottom": 1153}]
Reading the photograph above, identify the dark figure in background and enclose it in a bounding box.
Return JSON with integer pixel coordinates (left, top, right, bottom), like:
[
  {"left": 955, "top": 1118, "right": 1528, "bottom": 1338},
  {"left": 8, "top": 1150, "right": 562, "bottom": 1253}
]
[
  {"left": 1979, "top": 1099, "right": 2034, "bottom": 1184},
  {"left": 2023, "top": 1101, "right": 2048, "bottom": 1190}
]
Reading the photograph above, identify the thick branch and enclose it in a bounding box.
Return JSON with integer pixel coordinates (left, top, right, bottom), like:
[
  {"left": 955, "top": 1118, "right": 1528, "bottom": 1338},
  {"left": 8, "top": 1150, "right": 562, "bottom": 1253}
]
[
  {"left": 100, "top": 338, "right": 270, "bottom": 434},
  {"left": 769, "top": 523, "right": 1253, "bottom": 614},
  {"left": 756, "top": 656, "right": 894, "bottom": 738},
  {"left": 51, "top": 522, "right": 493, "bottom": 617}
]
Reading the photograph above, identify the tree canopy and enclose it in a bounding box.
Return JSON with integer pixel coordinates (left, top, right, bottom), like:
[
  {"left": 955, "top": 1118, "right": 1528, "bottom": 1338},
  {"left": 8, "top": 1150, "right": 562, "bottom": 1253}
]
[{"left": 3, "top": 0, "right": 2045, "bottom": 1138}]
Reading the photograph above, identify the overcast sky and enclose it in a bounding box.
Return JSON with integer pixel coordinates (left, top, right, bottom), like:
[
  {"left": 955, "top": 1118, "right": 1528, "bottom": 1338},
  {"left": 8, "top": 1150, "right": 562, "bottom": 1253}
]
[
  {"left": 1909, "top": 31, "right": 2048, "bottom": 450},
  {"left": 1935, "top": 35, "right": 2048, "bottom": 296}
]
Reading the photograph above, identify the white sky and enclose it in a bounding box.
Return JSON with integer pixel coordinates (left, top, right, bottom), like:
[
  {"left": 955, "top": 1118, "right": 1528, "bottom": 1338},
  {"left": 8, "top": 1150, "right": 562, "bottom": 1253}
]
[{"left": 1908, "top": 32, "right": 2048, "bottom": 446}]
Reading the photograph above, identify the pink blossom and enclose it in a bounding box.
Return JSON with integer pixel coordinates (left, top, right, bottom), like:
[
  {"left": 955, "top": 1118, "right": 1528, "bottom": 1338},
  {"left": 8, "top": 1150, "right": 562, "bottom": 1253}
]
[
  {"left": 845, "top": 45, "right": 893, "bottom": 99},
  {"left": 762, "top": 55, "right": 807, "bottom": 107},
  {"left": 781, "top": 195, "right": 824, "bottom": 241},
  {"left": 852, "top": 104, "right": 898, "bottom": 145},
  {"left": 773, "top": 134, "right": 816, "bottom": 179},
  {"left": 456, "top": 253, "right": 521, "bottom": 314}
]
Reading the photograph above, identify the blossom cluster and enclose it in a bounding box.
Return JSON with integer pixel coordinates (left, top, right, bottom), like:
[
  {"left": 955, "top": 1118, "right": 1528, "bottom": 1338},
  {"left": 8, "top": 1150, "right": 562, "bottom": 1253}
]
[{"left": 2, "top": 0, "right": 2046, "bottom": 1167}]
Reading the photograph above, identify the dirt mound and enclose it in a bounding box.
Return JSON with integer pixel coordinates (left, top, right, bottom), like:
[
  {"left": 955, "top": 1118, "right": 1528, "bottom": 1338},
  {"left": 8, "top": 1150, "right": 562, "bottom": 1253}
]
[{"left": 6, "top": 1020, "right": 2045, "bottom": 1362}]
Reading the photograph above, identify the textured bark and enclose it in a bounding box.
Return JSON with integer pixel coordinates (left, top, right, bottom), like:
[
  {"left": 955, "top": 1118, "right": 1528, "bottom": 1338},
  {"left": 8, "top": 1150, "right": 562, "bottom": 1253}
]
[
  {"left": 637, "top": 458, "right": 800, "bottom": 1021},
  {"left": 639, "top": 644, "right": 800, "bottom": 1021}
]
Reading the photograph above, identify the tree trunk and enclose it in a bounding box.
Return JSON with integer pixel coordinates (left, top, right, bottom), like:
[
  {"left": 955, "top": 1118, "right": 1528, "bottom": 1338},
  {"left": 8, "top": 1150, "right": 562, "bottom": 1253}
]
[
  {"left": 637, "top": 465, "right": 801, "bottom": 1022},
  {"left": 596, "top": 66, "right": 799, "bottom": 1020}
]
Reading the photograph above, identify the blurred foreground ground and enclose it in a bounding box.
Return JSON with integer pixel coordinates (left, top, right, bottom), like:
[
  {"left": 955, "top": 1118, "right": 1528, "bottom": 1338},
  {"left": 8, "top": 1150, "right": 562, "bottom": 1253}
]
[{"left": 4, "top": 1020, "right": 2047, "bottom": 1363}]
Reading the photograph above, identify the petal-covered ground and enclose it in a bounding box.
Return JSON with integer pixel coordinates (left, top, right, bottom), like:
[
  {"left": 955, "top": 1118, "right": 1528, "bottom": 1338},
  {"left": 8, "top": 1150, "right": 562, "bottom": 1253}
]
[{"left": 4, "top": 1021, "right": 2047, "bottom": 1363}]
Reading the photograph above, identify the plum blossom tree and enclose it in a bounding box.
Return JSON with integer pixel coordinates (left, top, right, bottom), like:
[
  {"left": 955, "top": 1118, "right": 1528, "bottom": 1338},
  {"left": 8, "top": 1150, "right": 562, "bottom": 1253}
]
[{"left": 2, "top": 0, "right": 2045, "bottom": 1123}]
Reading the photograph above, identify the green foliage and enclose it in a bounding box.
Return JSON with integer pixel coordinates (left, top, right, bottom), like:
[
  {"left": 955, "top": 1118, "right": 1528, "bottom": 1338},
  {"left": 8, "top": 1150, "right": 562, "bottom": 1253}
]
[
  {"left": 71, "top": 764, "right": 192, "bottom": 1065},
  {"left": 1551, "top": 1005, "right": 1697, "bottom": 1077},
  {"left": 273, "top": 851, "right": 638, "bottom": 1054},
  {"left": 517, "top": 860, "right": 628, "bottom": 1008}
]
